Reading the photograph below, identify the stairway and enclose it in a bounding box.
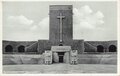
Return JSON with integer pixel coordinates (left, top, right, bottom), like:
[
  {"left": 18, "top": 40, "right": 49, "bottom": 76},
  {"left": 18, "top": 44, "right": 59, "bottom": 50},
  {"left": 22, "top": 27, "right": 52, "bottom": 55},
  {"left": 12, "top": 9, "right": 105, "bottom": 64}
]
[
  {"left": 26, "top": 42, "right": 38, "bottom": 52},
  {"left": 84, "top": 42, "right": 97, "bottom": 52}
]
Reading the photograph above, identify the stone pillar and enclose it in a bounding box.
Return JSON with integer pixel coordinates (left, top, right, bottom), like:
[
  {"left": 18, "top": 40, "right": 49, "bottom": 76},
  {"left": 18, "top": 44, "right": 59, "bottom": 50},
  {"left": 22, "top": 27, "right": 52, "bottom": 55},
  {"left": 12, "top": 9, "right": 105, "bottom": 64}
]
[
  {"left": 64, "top": 52, "right": 70, "bottom": 63},
  {"left": 106, "top": 48, "right": 109, "bottom": 52},
  {"left": 53, "top": 52, "right": 59, "bottom": 63}
]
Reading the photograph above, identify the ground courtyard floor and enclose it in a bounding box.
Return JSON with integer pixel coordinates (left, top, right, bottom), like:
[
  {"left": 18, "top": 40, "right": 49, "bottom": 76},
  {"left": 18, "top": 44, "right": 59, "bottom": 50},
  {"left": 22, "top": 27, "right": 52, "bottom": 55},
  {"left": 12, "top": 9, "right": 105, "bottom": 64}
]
[{"left": 3, "top": 64, "right": 117, "bottom": 74}]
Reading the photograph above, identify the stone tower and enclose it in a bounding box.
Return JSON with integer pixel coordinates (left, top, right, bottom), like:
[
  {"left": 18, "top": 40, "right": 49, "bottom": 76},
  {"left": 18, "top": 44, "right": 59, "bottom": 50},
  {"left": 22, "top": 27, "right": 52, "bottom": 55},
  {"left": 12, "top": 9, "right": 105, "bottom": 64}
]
[
  {"left": 26, "top": 5, "right": 84, "bottom": 54},
  {"left": 49, "top": 5, "right": 73, "bottom": 45}
]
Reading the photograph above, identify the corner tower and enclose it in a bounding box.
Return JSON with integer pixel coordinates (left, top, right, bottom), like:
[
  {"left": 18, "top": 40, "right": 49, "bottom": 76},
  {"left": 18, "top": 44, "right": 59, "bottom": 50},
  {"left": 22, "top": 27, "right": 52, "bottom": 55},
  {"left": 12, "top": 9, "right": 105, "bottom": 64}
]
[{"left": 49, "top": 5, "right": 73, "bottom": 45}]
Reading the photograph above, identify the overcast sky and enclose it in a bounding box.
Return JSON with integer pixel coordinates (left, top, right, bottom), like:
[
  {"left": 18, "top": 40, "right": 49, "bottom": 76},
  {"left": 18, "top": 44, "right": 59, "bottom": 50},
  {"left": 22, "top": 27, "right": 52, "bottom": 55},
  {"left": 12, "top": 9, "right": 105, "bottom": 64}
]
[{"left": 3, "top": 1, "right": 117, "bottom": 41}]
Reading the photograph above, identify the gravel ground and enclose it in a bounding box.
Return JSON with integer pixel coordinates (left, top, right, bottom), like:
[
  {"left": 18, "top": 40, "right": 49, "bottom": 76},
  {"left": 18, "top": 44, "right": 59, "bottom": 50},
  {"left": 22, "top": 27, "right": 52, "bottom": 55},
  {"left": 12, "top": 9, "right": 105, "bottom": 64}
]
[{"left": 3, "top": 64, "right": 117, "bottom": 74}]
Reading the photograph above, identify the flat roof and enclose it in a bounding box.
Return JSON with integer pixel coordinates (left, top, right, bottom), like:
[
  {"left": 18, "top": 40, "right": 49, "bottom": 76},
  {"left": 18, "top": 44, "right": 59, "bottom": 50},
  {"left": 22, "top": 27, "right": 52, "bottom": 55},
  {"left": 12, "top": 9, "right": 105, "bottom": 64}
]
[
  {"left": 50, "top": 5, "right": 72, "bottom": 10},
  {"left": 51, "top": 46, "right": 71, "bottom": 52}
]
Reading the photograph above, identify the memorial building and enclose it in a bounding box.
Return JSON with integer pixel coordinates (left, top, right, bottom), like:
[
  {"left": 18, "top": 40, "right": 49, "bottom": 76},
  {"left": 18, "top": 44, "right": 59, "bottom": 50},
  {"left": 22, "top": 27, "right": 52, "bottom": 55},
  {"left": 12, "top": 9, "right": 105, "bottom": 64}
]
[{"left": 3, "top": 5, "right": 117, "bottom": 65}]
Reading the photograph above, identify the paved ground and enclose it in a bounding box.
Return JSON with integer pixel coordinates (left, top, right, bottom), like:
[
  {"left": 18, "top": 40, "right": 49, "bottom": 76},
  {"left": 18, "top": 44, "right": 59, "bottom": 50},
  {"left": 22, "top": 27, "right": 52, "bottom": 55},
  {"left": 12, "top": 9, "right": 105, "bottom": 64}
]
[{"left": 3, "top": 64, "right": 117, "bottom": 74}]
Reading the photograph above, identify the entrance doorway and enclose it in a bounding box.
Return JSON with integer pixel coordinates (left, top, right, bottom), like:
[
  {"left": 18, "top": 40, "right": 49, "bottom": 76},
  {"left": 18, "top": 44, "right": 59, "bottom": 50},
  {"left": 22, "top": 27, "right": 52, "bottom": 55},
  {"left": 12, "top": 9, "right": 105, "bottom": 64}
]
[
  {"left": 97, "top": 45, "right": 104, "bottom": 52},
  {"left": 59, "top": 56, "right": 63, "bottom": 62},
  {"left": 5, "top": 45, "right": 13, "bottom": 52},
  {"left": 18, "top": 45, "right": 25, "bottom": 52},
  {"left": 58, "top": 52, "right": 65, "bottom": 63},
  {"left": 109, "top": 45, "right": 117, "bottom": 52}
]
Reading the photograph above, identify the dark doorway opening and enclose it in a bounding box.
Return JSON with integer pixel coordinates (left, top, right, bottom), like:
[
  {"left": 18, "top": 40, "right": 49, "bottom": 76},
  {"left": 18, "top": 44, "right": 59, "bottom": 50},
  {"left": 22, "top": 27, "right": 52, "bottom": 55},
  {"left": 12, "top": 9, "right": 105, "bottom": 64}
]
[
  {"left": 59, "top": 56, "right": 63, "bottom": 63},
  {"left": 58, "top": 52, "right": 65, "bottom": 55},
  {"left": 109, "top": 45, "right": 117, "bottom": 52},
  {"left": 5, "top": 45, "right": 13, "bottom": 52},
  {"left": 97, "top": 45, "right": 104, "bottom": 52},
  {"left": 18, "top": 45, "right": 25, "bottom": 52},
  {"left": 58, "top": 52, "right": 65, "bottom": 63}
]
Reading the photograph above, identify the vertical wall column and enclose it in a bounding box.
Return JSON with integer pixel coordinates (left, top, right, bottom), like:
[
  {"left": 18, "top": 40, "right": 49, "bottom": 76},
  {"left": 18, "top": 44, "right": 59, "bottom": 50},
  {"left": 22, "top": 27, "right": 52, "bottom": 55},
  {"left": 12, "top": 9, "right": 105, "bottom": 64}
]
[
  {"left": 53, "top": 52, "right": 59, "bottom": 63},
  {"left": 64, "top": 52, "right": 70, "bottom": 63}
]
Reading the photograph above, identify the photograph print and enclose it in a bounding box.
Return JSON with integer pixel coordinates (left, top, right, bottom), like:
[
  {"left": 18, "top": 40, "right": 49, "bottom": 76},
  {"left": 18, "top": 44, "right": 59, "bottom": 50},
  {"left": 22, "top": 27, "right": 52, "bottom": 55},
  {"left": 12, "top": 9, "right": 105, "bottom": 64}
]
[{"left": 2, "top": 1, "right": 118, "bottom": 74}]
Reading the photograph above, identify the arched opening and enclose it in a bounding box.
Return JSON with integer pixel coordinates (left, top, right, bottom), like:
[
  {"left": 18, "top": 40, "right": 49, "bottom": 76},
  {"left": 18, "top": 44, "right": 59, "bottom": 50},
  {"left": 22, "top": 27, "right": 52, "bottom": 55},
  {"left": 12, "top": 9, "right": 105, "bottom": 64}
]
[
  {"left": 5, "top": 45, "right": 13, "bottom": 52},
  {"left": 59, "top": 44, "right": 63, "bottom": 46},
  {"left": 18, "top": 45, "right": 25, "bottom": 52},
  {"left": 109, "top": 45, "right": 117, "bottom": 52},
  {"left": 97, "top": 45, "right": 104, "bottom": 52}
]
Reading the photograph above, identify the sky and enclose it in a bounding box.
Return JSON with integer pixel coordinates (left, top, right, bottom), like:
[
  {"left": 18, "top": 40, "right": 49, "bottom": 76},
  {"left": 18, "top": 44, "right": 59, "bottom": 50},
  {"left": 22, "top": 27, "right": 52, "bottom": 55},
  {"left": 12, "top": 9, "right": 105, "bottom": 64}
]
[{"left": 3, "top": 1, "right": 117, "bottom": 41}]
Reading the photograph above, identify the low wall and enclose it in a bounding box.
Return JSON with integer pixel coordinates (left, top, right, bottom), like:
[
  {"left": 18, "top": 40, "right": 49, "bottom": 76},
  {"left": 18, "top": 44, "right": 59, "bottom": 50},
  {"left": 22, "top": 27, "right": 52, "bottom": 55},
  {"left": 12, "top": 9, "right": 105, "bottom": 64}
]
[
  {"left": 3, "top": 54, "right": 44, "bottom": 65},
  {"left": 3, "top": 54, "right": 117, "bottom": 65},
  {"left": 78, "top": 54, "right": 117, "bottom": 64}
]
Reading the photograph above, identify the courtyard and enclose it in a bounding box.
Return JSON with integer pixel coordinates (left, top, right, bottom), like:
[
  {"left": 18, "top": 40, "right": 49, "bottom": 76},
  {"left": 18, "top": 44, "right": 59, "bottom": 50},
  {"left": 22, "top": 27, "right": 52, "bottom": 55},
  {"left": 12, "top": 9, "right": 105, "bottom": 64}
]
[{"left": 3, "top": 64, "right": 117, "bottom": 74}]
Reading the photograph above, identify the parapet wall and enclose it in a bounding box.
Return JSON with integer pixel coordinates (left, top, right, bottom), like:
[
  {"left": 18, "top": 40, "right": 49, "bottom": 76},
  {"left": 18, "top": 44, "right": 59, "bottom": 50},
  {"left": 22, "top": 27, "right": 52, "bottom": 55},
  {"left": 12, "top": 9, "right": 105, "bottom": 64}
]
[
  {"left": 3, "top": 54, "right": 44, "bottom": 65},
  {"left": 3, "top": 54, "right": 117, "bottom": 65},
  {"left": 78, "top": 54, "right": 117, "bottom": 64}
]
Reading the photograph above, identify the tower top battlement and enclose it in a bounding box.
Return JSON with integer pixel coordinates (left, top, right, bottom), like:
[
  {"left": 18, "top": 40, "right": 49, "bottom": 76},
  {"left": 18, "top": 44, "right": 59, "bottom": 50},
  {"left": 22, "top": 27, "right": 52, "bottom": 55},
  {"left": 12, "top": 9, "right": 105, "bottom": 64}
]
[{"left": 50, "top": 5, "right": 72, "bottom": 10}]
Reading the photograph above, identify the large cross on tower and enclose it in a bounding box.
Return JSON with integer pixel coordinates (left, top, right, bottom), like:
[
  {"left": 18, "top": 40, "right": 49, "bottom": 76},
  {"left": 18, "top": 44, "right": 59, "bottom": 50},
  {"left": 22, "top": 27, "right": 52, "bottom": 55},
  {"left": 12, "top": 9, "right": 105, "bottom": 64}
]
[
  {"left": 49, "top": 5, "right": 73, "bottom": 45},
  {"left": 57, "top": 13, "right": 65, "bottom": 42}
]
